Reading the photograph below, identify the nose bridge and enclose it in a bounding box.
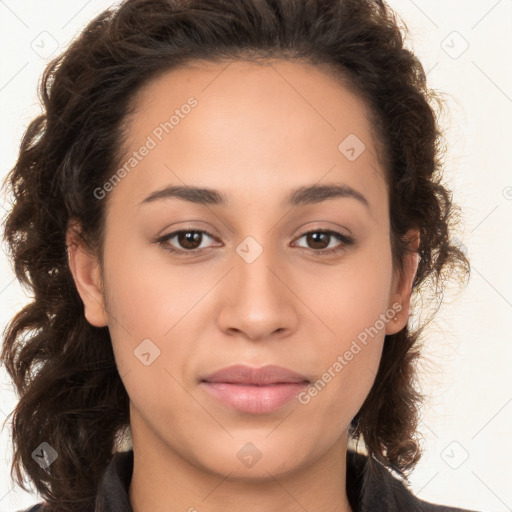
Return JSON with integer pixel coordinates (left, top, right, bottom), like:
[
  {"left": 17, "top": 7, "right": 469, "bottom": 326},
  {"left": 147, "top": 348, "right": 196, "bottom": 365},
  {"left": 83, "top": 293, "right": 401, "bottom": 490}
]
[
  {"left": 216, "top": 235, "right": 298, "bottom": 339},
  {"left": 234, "top": 236, "right": 286, "bottom": 308}
]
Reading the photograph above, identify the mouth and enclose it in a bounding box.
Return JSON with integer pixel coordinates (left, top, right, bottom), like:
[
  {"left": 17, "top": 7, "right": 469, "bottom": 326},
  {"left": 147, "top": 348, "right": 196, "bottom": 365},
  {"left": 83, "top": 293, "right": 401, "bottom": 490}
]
[
  {"left": 200, "top": 364, "right": 310, "bottom": 414},
  {"left": 200, "top": 381, "right": 309, "bottom": 414}
]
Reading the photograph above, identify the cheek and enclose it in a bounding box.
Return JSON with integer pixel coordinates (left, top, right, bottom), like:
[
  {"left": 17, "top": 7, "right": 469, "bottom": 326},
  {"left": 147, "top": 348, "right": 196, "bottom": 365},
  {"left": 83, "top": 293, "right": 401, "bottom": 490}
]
[
  {"left": 297, "top": 296, "right": 387, "bottom": 436},
  {"left": 101, "top": 235, "right": 209, "bottom": 337},
  {"left": 100, "top": 236, "right": 213, "bottom": 400},
  {"left": 310, "top": 235, "right": 394, "bottom": 337},
  {"left": 297, "top": 238, "right": 392, "bottom": 417}
]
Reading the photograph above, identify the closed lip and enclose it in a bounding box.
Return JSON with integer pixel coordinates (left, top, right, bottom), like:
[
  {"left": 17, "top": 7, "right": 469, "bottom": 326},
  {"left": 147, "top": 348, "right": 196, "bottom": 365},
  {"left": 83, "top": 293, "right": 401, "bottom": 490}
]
[{"left": 201, "top": 364, "right": 310, "bottom": 385}]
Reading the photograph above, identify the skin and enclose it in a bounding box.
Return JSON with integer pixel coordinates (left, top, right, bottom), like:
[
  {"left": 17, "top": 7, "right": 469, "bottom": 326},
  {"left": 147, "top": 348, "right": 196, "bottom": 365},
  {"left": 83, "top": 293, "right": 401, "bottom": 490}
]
[{"left": 67, "top": 59, "right": 419, "bottom": 512}]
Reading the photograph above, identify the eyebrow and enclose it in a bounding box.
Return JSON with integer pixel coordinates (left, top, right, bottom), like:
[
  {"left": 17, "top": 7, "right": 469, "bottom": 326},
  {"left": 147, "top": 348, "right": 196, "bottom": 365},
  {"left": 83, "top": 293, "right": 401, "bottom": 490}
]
[{"left": 139, "top": 183, "right": 370, "bottom": 210}]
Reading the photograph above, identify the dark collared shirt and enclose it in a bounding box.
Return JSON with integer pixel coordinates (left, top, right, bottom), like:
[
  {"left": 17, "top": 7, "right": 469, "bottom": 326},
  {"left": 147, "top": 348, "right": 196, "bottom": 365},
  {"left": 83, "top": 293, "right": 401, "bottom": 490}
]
[{"left": 20, "top": 449, "right": 482, "bottom": 512}]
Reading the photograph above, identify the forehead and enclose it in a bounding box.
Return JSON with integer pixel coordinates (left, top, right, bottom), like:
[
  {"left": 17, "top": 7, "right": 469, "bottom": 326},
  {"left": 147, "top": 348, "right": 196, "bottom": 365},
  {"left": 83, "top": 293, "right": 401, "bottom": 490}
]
[{"left": 112, "top": 58, "right": 388, "bottom": 211}]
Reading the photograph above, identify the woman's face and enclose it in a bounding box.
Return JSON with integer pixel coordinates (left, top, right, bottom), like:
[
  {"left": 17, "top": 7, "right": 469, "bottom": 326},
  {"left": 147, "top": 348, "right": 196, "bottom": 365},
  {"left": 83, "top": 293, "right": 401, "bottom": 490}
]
[{"left": 69, "top": 59, "right": 417, "bottom": 479}]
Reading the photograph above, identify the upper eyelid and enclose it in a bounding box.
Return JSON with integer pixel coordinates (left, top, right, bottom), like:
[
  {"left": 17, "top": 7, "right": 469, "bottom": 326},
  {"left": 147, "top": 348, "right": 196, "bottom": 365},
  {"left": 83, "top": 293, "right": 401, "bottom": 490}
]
[{"left": 160, "top": 228, "right": 220, "bottom": 245}]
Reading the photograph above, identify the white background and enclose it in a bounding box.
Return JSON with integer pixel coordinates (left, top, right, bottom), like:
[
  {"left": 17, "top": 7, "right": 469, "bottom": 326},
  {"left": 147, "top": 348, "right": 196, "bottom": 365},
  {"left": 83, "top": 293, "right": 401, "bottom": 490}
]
[{"left": 0, "top": 1, "right": 511, "bottom": 511}]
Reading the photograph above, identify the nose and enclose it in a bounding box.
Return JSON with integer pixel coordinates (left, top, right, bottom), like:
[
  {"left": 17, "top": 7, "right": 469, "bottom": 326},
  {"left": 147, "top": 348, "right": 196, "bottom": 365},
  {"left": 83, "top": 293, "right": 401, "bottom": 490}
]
[{"left": 216, "top": 244, "right": 299, "bottom": 341}]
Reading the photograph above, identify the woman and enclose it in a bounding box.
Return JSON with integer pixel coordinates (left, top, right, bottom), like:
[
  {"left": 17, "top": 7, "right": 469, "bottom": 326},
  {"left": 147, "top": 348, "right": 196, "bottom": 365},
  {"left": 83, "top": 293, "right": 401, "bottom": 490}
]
[{"left": 1, "top": 0, "right": 478, "bottom": 511}]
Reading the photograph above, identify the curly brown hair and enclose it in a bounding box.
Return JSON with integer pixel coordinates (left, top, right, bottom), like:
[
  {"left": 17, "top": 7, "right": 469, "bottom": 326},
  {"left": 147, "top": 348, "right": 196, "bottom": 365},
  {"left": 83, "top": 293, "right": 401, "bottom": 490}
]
[{"left": 1, "top": 0, "right": 470, "bottom": 510}]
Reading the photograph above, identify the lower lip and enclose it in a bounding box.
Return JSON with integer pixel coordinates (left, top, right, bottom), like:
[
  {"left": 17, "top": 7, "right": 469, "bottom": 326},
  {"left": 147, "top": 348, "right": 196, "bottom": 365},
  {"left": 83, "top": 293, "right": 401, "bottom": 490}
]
[{"left": 200, "top": 381, "right": 309, "bottom": 414}]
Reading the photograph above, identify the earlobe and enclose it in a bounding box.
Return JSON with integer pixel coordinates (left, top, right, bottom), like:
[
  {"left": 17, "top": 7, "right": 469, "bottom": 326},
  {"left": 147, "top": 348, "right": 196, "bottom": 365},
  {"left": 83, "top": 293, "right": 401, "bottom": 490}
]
[
  {"left": 386, "top": 228, "right": 420, "bottom": 335},
  {"left": 66, "top": 220, "right": 108, "bottom": 327}
]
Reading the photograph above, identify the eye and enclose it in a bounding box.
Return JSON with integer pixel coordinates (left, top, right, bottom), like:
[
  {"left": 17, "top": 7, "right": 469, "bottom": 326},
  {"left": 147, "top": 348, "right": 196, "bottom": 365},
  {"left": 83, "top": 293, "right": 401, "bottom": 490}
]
[
  {"left": 292, "top": 229, "right": 354, "bottom": 255},
  {"left": 155, "top": 228, "right": 220, "bottom": 255}
]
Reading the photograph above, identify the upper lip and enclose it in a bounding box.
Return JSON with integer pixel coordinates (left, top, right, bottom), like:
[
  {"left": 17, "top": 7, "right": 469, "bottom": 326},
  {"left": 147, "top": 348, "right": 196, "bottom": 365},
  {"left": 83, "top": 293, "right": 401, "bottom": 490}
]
[{"left": 201, "top": 364, "right": 310, "bottom": 385}]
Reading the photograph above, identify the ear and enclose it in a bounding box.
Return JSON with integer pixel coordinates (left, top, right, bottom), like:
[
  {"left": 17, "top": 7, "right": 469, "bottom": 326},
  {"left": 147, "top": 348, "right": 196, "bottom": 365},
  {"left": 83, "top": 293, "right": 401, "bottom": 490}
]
[
  {"left": 386, "top": 228, "right": 420, "bottom": 335},
  {"left": 66, "top": 219, "right": 108, "bottom": 327}
]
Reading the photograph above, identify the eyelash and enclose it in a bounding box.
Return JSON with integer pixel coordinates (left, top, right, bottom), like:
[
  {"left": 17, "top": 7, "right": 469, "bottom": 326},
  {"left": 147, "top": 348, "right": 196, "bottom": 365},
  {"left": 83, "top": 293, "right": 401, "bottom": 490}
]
[{"left": 154, "top": 227, "right": 354, "bottom": 257}]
